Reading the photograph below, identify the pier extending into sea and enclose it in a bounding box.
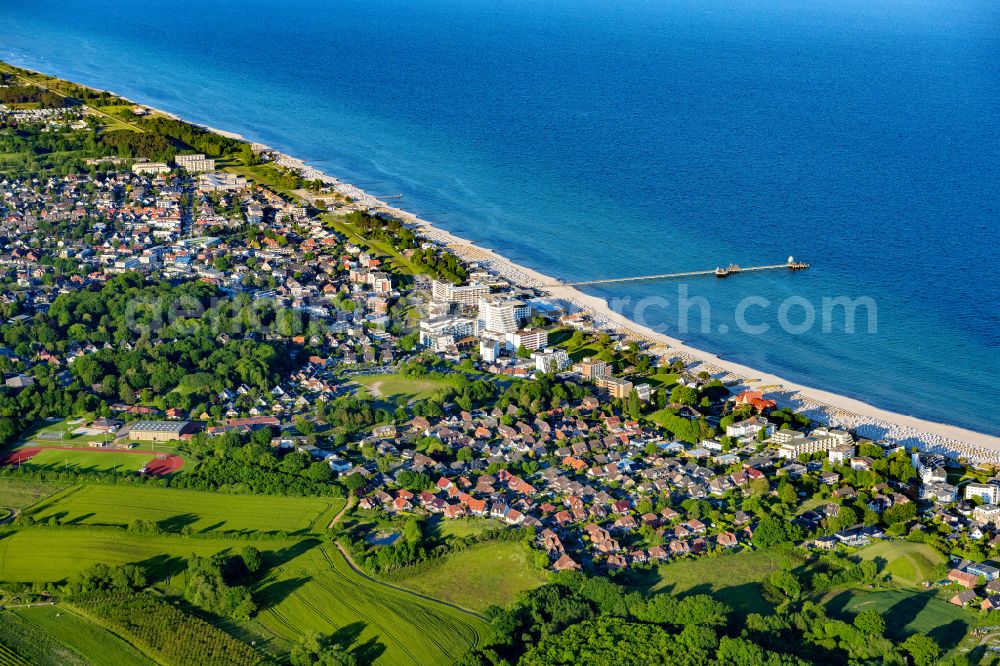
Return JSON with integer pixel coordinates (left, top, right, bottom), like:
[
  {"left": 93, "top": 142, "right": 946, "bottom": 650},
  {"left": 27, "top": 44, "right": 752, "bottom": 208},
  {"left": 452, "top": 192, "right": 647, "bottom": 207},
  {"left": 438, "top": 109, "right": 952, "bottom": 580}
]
[{"left": 560, "top": 258, "right": 809, "bottom": 287}]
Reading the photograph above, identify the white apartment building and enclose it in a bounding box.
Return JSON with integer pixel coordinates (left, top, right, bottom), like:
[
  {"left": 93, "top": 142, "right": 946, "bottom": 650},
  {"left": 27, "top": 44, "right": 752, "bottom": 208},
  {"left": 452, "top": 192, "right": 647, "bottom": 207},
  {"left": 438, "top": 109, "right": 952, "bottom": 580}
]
[
  {"left": 478, "top": 297, "right": 531, "bottom": 334},
  {"left": 480, "top": 339, "right": 499, "bottom": 363},
  {"left": 418, "top": 317, "right": 478, "bottom": 348},
  {"left": 132, "top": 161, "right": 170, "bottom": 175},
  {"left": 431, "top": 280, "right": 489, "bottom": 306},
  {"left": 777, "top": 428, "right": 855, "bottom": 460},
  {"left": 506, "top": 328, "right": 548, "bottom": 352},
  {"left": 175, "top": 153, "right": 216, "bottom": 172},
  {"left": 965, "top": 482, "right": 1000, "bottom": 505},
  {"left": 532, "top": 347, "right": 570, "bottom": 373},
  {"left": 726, "top": 416, "right": 774, "bottom": 440}
]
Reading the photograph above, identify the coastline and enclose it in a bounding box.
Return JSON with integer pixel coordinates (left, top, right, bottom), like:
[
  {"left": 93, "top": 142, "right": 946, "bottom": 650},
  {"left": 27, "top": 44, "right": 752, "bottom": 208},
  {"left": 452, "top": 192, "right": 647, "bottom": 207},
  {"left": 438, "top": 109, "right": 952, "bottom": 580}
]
[
  {"left": 253, "top": 144, "right": 1000, "bottom": 459},
  {"left": 15, "top": 59, "right": 996, "bottom": 459},
  {"left": 185, "top": 125, "right": 1000, "bottom": 460}
]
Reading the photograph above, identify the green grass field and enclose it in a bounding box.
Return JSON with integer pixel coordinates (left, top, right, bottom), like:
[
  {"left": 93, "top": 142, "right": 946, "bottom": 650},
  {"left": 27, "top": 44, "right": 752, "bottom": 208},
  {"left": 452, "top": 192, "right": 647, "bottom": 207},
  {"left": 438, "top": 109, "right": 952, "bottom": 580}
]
[
  {"left": 857, "top": 541, "right": 945, "bottom": 588},
  {"left": 27, "top": 484, "right": 344, "bottom": 535},
  {"left": 629, "top": 549, "right": 796, "bottom": 616},
  {"left": 644, "top": 371, "right": 680, "bottom": 389},
  {"left": 16, "top": 449, "right": 154, "bottom": 474},
  {"left": 0, "top": 478, "right": 65, "bottom": 510},
  {"left": 0, "top": 528, "right": 294, "bottom": 586},
  {"left": 12, "top": 605, "right": 157, "bottom": 666},
  {"left": 255, "top": 542, "right": 486, "bottom": 665},
  {"left": 428, "top": 517, "right": 505, "bottom": 540},
  {"left": 392, "top": 541, "right": 547, "bottom": 612},
  {"left": 353, "top": 373, "right": 461, "bottom": 403},
  {"left": 824, "top": 588, "right": 973, "bottom": 652}
]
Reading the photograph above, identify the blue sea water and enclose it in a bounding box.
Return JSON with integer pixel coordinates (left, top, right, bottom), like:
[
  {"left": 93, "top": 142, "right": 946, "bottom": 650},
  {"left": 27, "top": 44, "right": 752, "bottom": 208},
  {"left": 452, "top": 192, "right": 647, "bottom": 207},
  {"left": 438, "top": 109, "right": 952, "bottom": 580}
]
[{"left": 1, "top": 0, "right": 997, "bottom": 434}]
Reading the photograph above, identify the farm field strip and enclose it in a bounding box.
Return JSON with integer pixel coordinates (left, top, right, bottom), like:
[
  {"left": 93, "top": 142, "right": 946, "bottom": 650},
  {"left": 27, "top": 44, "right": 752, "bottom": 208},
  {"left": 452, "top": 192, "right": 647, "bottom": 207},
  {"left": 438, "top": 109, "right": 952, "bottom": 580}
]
[
  {"left": 391, "top": 540, "right": 546, "bottom": 612},
  {"left": 0, "top": 478, "right": 67, "bottom": 510},
  {"left": 27, "top": 485, "right": 343, "bottom": 533},
  {"left": 255, "top": 544, "right": 484, "bottom": 665},
  {"left": 0, "top": 528, "right": 294, "bottom": 583},
  {"left": 13, "top": 605, "right": 157, "bottom": 666}
]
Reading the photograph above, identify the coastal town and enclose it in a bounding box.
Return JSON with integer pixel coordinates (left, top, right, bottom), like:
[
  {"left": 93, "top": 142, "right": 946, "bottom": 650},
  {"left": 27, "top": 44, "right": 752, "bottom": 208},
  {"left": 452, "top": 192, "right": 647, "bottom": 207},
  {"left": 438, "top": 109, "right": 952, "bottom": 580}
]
[{"left": 1, "top": 61, "right": 999, "bottom": 666}]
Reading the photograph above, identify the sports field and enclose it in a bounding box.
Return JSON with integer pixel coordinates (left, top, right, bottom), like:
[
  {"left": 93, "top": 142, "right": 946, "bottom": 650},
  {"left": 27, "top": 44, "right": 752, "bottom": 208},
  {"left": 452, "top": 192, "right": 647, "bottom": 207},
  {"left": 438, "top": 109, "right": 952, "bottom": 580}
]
[
  {"left": 5, "top": 449, "right": 153, "bottom": 474},
  {"left": 392, "top": 540, "right": 546, "bottom": 612},
  {"left": 255, "top": 542, "right": 486, "bottom": 665},
  {"left": 28, "top": 485, "right": 344, "bottom": 534}
]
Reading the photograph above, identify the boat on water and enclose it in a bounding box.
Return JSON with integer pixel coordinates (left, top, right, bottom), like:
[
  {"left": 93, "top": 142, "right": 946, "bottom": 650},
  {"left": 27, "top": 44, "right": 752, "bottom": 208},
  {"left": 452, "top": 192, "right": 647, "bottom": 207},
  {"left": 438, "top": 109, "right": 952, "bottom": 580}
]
[{"left": 715, "top": 264, "right": 741, "bottom": 277}]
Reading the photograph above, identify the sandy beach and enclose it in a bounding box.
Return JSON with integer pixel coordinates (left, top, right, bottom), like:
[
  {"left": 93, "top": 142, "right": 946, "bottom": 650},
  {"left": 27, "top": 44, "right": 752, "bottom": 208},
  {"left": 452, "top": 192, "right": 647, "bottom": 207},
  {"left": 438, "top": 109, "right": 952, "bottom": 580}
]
[{"left": 138, "top": 104, "right": 1000, "bottom": 462}]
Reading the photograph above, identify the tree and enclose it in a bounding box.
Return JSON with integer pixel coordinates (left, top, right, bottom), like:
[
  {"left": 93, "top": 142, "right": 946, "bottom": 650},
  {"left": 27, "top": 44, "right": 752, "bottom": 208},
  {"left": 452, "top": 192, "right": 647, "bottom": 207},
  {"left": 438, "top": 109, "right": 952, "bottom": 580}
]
[
  {"left": 669, "top": 385, "right": 698, "bottom": 406},
  {"left": 342, "top": 473, "right": 366, "bottom": 493},
  {"left": 290, "top": 633, "right": 357, "bottom": 666},
  {"left": 902, "top": 634, "right": 939, "bottom": 666},
  {"left": 833, "top": 505, "right": 859, "bottom": 531},
  {"left": 240, "top": 546, "right": 263, "bottom": 574},
  {"left": 752, "top": 517, "right": 799, "bottom": 549},
  {"left": 853, "top": 608, "right": 885, "bottom": 636},
  {"left": 777, "top": 480, "right": 797, "bottom": 505},
  {"left": 767, "top": 569, "right": 800, "bottom": 600}
]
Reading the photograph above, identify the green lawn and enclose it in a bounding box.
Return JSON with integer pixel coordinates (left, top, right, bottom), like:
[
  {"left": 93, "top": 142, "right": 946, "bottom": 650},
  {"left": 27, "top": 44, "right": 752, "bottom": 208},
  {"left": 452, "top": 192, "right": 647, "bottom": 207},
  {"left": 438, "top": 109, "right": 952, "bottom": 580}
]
[
  {"left": 857, "top": 541, "right": 945, "bottom": 588},
  {"left": 28, "top": 484, "right": 343, "bottom": 535},
  {"left": 12, "top": 605, "right": 157, "bottom": 666},
  {"left": 255, "top": 542, "right": 486, "bottom": 665},
  {"left": 429, "top": 517, "right": 505, "bottom": 541},
  {"left": 0, "top": 528, "right": 293, "bottom": 587},
  {"left": 353, "top": 373, "right": 461, "bottom": 403},
  {"left": 393, "top": 541, "right": 547, "bottom": 612},
  {"left": 644, "top": 371, "right": 680, "bottom": 389},
  {"left": 16, "top": 449, "right": 154, "bottom": 474},
  {"left": 227, "top": 164, "right": 302, "bottom": 197},
  {"left": 628, "top": 549, "right": 797, "bottom": 616},
  {"left": 824, "top": 588, "right": 973, "bottom": 652},
  {"left": 0, "top": 478, "right": 66, "bottom": 510}
]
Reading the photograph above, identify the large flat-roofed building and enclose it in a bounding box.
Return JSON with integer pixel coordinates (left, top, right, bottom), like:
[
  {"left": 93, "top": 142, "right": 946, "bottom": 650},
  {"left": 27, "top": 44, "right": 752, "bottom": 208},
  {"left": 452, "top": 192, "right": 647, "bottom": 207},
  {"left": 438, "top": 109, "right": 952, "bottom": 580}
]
[
  {"left": 431, "top": 280, "right": 489, "bottom": 306},
  {"left": 120, "top": 419, "right": 201, "bottom": 442},
  {"left": 777, "top": 428, "right": 855, "bottom": 460},
  {"left": 174, "top": 153, "right": 216, "bottom": 172},
  {"left": 132, "top": 161, "right": 171, "bottom": 175},
  {"left": 199, "top": 171, "right": 248, "bottom": 191}
]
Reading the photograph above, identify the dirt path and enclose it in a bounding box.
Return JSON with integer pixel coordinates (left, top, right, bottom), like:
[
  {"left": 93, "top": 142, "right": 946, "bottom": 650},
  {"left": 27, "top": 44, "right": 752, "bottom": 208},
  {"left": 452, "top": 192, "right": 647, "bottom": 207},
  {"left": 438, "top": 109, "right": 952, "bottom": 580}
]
[
  {"left": 330, "top": 541, "right": 485, "bottom": 621},
  {"left": 327, "top": 494, "right": 356, "bottom": 528}
]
